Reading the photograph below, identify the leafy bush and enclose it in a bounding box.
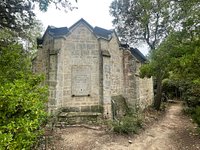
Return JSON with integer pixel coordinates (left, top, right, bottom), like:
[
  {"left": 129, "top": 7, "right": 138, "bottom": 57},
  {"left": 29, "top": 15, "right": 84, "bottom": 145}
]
[
  {"left": 192, "top": 106, "right": 200, "bottom": 128},
  {"left": 0, "top": 75, "right": 48, "bottom": 149},
  {"left": 179, "top": 81, "right": 200, "bottom": 107},
  {"left": 0, "top": 42, "right": 48, "bottom": 149},
  {"left": 112, "top": 115, "right": 142, "bottom": 134},
  {"left": 111, "top": 95, "right": 143, "bottom": 134}
]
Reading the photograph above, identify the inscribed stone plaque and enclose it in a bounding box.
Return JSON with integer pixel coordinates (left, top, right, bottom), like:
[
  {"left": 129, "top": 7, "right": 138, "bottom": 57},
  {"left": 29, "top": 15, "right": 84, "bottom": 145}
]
[{"left": 71, "top": 65, "right": 91, "bottom": 96}]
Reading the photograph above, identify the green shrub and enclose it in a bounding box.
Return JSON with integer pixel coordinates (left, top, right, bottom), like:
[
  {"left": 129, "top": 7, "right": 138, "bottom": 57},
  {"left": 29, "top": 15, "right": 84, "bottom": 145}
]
[
  {"left": 182, "top": 106, "right": 194, "bottom": 115},
  {"left": 192, "top": 106, "right": 200, "bottom": 128},
  {"left": 112, "top": 115, "right": 142, "bottom": 134},
  {"left": 111, "top": 95, "right": 143, "bottom": 134},
  {"left": 0, "top": 75, "right": 48, "bottom": 150},
  {"left": 0, "top": 42, "right": 48, "bottom": 149}
]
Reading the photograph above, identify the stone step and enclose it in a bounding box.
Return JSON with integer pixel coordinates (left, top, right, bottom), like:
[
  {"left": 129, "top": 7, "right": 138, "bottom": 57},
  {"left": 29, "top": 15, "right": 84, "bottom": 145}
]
[
  {"left": 59, "top": 112, "right": 102, "bottom": 117},
  {"left": 55, "top": 122, "right": 102, "bottom": 129},
  {"left": 56, "top": 112, "right": 102, "bottom": 126}
]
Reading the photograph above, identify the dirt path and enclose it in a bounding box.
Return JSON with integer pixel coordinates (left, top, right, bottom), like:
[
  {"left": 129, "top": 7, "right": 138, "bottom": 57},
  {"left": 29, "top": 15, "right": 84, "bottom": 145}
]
[{"left": 51, "top": 102, "right": 200, "bottom": 150}]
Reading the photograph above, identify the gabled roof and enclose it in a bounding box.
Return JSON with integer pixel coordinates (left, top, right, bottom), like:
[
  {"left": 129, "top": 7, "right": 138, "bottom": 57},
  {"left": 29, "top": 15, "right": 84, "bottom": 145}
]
[
  {"left": 40, "top": 26, "right": 69, "bottom": 42},
  {"left": 130, "top": 47, "right": 147, "bottom": 62},
  {"left": 93, "top": 26, "right": 113, "bottom": 39},
  {"left": 48, "top": 27, "right": 69, "bottom": 36},
  {"left": 37, "top": 18, "right": 115, "bottom": 45},
  {"left": 69, "top": 18, "right": 94, "bottom": 32},
  {"left": 120, "top": 43, "right": 147, "bottom": 62}
]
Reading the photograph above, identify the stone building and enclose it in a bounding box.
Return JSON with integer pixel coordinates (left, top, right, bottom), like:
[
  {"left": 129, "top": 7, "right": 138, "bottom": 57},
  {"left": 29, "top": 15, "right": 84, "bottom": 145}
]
[{"left": 33, "top": 18, "right": 153, "bottom": 119}]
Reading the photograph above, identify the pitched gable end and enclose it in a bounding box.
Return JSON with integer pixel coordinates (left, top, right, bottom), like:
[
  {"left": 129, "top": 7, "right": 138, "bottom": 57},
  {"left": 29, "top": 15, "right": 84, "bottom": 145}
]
[{"left": 69, "top": 18, "right": 94, "bottom": 32}]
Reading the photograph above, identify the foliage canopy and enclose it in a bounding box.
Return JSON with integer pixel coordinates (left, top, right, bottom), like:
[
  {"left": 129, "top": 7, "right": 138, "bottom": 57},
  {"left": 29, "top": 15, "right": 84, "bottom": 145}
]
[
  {"left": 110, "top": 0, "right": 200, "bottom": 50},
  {"left": 0, "top": 0, "right": 77, "bottom": 32}
]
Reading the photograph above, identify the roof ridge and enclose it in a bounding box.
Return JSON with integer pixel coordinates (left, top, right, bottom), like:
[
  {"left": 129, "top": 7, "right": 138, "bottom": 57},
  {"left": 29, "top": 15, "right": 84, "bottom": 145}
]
[
  {"left": 69, "top": 18, "right": 93, "bottom": 31},
  {"left": 41, "top": 18, "right": 115, "bottom": 41},
  {"left": 51, "top": 26, "right": 68, "bottom": 29},
  {"left": 94, "top": 26, "right": 112, "bottom": 31}
]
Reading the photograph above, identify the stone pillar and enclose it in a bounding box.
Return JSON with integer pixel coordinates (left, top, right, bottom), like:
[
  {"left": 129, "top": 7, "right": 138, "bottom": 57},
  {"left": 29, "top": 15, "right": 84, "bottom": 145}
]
[
  {"left": 48, "top": 52, "right": 58, "bottom": 114},
  {"left": 102, "top": 50, "right": 112, "bottom": 119}
]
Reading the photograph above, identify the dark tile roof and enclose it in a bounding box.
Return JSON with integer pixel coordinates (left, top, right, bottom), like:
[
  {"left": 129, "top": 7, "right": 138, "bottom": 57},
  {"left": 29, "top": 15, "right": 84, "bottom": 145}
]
[
  {"left": 120, "top": 44, "right": 147, "bottom": 62},
  {"left": 48, "top": 27, "right": 69, "bottom": 36},
  {"left": 130, "top": 47, "right": 147, "bottom": 62},
  {"left": 93, "top": 26, "right": 113, "bottom": 39},
  {"left": 38, "top": 26, "right": 69, "bottom": 44},
  {"left": 38, "top": 18, "right": 114, "bottom": 45}
]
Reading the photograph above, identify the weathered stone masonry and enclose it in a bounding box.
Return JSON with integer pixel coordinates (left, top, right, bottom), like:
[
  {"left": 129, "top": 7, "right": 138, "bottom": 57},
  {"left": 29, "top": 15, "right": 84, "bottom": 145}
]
[{"left": 33, "top": 18, "right": 154, "bottom": 119}]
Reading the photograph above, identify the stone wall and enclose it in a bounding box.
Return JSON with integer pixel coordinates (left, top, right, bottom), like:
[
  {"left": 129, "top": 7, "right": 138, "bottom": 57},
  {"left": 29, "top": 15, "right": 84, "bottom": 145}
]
[
  {"left": 59, "top": 23, "right": 101, "bottom": 113},
  {"left": 123, "top": 49, "right": 137, "bottom": 106},
  {"left": 138, "top": 77, "right": 154, "bottom": 110},
  {"left": 33, "top": 34, "right": 58, "bottom": 113},
  {"left": 123, "top": 49, "right": 153, "bottom": 111},
  {"left": 99, "top": 34, "right": 124, "bottom": 118},
  {"left": 34, "top": 19, "right": 154, "bottom": 118},
  {"left": 109, "top": 34, "right": 124, "bottom": 96}
]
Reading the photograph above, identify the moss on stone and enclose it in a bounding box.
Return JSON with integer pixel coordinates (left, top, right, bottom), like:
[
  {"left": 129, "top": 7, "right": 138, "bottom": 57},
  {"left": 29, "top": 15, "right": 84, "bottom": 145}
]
[
  {"left": 62, "top": 107, "right": 80, "bottom": 112},
  {"left": 81, "top": 106, "right": 91, "bottom": 112},
  {"left": 111, "top": 95, "right": 130, "bottom": 119},
  {"left": 91, "top": 105, "right": 103, "bottom": 113}
]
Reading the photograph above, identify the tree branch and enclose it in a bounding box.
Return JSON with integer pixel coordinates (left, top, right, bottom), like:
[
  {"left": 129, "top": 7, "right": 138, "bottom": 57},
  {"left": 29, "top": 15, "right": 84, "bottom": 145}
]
[
  {"left": 145, "top": 24, "right": 155, "bottom": 50},
  {"left": 152, "top": 13, "right": 160, "bottom": 49}
]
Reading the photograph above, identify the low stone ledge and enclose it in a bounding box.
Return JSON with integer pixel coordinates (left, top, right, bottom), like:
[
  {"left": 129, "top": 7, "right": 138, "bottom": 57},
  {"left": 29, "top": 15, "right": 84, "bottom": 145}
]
[{"left": 59, "top": 112, "right": 102, "bottom": 117}]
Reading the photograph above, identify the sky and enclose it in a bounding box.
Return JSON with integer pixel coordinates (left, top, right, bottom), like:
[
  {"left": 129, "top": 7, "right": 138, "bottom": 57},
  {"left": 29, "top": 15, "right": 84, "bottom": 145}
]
[
  {"left": 35, "top": 0, "right": 113, "bottom": 29},
  {"left": 35, "top": 0, "right": 149, "bottom": 55}
]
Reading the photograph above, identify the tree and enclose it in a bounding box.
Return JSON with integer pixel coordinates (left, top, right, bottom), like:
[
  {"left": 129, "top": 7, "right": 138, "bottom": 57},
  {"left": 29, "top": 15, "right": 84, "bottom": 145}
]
[
  {"left": 110, "top": 0, "right": 199, "bottom": 50},
  {"left": 20, "top": 19, "right": 44, "bottom": 54},
  {"left": 110, "top": 0, "right": 200, "bottom": 110},
  {"left": 110, "top": 0, "right": 176, "bottom": 50},
  {"left": 140, "top": 26, "right": 199, "bottom": 109},
  {"left": 163, "top": 29, "right": 200, "bottom": 127},
  {"left": 0, "top": 0, "right": 77, "bottom": 32},
  {"left": 140, "top": 37, "right": 172, "bottom": 109}
]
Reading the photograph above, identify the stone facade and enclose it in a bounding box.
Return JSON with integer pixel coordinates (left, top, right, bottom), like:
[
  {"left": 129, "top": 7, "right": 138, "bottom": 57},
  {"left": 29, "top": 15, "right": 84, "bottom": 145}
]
[
  {"left": 122, "top": 48, "right": 153, "bottom": 110},
  {"left": 33, "top": 19, "right": 153, "bottom": 118}
]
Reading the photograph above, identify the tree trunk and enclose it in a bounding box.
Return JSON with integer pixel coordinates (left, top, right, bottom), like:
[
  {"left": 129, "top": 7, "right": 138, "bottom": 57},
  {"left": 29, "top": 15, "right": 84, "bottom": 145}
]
[{"left": 154, "top": 76, "right": 162, "bottom": 110}]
